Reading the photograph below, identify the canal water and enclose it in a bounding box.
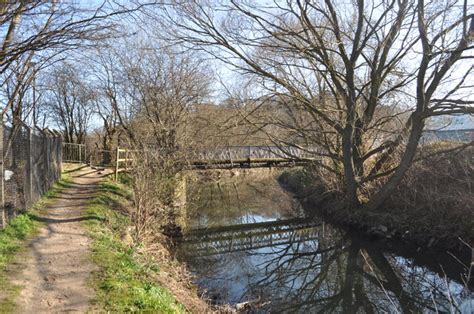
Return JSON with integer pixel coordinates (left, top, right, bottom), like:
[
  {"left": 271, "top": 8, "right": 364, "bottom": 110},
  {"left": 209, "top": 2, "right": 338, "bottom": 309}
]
[{"left": 176, "top": 173, "right": 473, "bottom": 313}]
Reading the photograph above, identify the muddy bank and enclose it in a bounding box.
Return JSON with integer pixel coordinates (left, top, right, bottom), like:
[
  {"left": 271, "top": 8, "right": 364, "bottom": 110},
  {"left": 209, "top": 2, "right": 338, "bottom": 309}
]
[{"left": 278, "top": 167, "right": 474, "bottom": 261}]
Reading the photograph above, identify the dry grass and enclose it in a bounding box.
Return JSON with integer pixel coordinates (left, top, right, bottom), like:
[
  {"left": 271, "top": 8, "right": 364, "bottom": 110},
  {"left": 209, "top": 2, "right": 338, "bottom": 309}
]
[
  {"left": 383, "top": 145, "right": 473, "bottom": 247},
  {"left": 280, "top": 145, "right": 474, "bottom": 250}
]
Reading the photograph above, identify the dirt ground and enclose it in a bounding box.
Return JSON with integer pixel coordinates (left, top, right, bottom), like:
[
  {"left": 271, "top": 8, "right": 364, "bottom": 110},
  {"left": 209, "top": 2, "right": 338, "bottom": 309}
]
[{"left": 8, "top": 167, "right": 107, "bottom": 313}]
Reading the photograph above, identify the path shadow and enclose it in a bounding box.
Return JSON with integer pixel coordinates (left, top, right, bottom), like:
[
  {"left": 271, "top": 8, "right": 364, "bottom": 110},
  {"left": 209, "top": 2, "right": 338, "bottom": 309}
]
[
  {"left": 63, "top": 165, "right": 89, "bottom": 174},
  {"left": 72, "top": 170, "right": 102, "bottom": 178},
  {"left": 70, "top": 168, "right": 114, "bottom": 179},
  {"left": 10, "top": 165, "right": 109, "bottom": 312},
  {"left": 30, "top": 214, "right": 105, "bottom": 224},
  {"left": 50, "top": 196, "right": 95, "bottom": 201}
]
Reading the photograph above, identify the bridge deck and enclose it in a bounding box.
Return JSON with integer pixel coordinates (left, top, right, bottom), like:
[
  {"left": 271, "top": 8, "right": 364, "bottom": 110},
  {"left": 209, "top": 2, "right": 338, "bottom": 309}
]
[{"left": 190, "top": 157, "right": 317, "bottom": 169}]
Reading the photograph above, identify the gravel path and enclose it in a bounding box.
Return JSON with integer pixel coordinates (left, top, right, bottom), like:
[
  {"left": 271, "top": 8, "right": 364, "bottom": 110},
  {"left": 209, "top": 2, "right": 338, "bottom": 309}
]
[{"left": 10, "top": 167, "right": 106, "bottom": 313}]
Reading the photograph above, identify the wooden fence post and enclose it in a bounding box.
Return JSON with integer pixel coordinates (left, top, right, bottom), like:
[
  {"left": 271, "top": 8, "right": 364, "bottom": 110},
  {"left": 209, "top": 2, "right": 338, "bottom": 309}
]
[
  {"left": 115, "top": 146, "right": 119, "bottom": 182},
  {"left": 125, "top": 149, "right": 128, "bottom": 171}
]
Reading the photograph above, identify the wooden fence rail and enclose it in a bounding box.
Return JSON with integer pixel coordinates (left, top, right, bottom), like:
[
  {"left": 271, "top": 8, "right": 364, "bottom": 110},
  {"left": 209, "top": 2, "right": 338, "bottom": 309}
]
[{"left": 115, "top": 148, "right": 134, "bottom": 181}]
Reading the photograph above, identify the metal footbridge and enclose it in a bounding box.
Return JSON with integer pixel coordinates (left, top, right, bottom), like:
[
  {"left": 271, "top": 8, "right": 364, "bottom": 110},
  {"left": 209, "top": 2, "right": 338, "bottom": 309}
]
[{"left": 190, "top": 146, "right": 320, "bottom": 169}]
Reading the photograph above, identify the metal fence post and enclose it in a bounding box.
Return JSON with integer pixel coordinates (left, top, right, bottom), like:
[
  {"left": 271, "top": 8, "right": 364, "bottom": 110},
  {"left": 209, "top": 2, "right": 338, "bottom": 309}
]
[
  {"left": 57, "top": 132, "right": 62, "bottom": 176},
  {"left": 79, "top": 144, "right": 82, "bottom": 163},
  {"left": 43, "top": 130, "right": 50, "bottom": 192},
  {"left": 25, "top": 126, "right": 33, "bottom": 208}
]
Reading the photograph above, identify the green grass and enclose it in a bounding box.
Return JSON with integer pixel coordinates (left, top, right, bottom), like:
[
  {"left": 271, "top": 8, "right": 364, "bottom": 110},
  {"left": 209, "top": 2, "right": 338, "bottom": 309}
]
[
  {"left": 85, "top": 180, "right": 186, "bottom": 313},
  {"left": 0, "top": 214, "right": 37, "bottom": 312},
  {"left": 0, "top": 174, "right": 73, "bottom": 311},
  {"left": 0, "top": 215, "right": 36, "bottom": 270}
]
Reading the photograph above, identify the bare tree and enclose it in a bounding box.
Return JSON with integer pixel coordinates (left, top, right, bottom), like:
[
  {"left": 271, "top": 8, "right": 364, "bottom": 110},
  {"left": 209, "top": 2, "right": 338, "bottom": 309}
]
[
  {"left": 91, "top": 96, "right": 120, "bottom": 163},
  {"left": 43, "top": 62, "right": 93, "bottom": 144},
  {"left": 91, "top": 40, "right": 212, "bottom": 147},
  {"left": 0, "top": 1, "right": 154, "bottom": 128},
  {"left": 122, "top": 45, "right": 211, "bottom": 150},
  {"left": 1, "top": 54, "right": 36, "bottom": 124},
  {"left": 157, "top": 0, "right": 474, "bottom": 209},
  {"left": 0, "top": 1, "right": 150, "bottom": 75},
  {"left": 89, "top": 41, "right": 212, "bottom": 239}
]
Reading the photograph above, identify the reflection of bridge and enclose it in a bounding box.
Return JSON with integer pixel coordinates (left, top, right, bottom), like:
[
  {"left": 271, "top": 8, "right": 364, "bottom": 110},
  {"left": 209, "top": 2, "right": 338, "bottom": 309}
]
[
  {"left": 180, "top": 218, "right": 322, "bottom": 256},
  {"left": 191, "top": 146, "right": 320, "bottom": 169}
]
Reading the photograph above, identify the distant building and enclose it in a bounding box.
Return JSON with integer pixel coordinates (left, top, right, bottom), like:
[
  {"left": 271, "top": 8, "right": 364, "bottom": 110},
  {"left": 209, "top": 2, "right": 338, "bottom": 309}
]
[{"left": 421, "top": 129, "right": 474, "bottom": 144}]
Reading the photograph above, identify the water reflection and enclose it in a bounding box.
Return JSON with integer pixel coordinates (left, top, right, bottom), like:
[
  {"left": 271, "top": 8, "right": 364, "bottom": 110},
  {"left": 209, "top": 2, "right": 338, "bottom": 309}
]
[
  {"left": 184, "top": 175, "right": 302, "bottom": 229},
  {"left": 178, "top": 176, "right": 473, "bottom": 313}
]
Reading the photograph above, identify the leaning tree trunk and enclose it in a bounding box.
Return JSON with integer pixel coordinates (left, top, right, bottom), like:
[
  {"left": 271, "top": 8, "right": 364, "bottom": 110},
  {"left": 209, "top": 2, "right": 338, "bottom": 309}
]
[
  {"left": 341, "top": 89, "right": 360, "bottom": 209},
  {"left": 364, "top": 113, "right": 425, "bottom": 211},
  {"left": 342, "top": 126, "right": 359, "bottom": 208}
]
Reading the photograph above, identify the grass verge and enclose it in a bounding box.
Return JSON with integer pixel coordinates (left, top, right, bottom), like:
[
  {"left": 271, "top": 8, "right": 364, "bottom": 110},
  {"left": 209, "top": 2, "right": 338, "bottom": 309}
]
[
  {"left": 0, "top": 174, "right": 73, "bottom": 311},
  {"left": 0, "top": 215, "right": 37, "bottom": 312},
  {"left": 84, "top": 179, "right": 186, "bottom": 313}
]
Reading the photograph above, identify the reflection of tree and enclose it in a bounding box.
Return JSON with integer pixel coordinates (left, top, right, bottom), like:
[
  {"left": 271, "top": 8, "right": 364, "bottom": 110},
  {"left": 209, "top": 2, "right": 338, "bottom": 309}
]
[
  {"left": 186, "top": 178, "right": 299, "bottom": 228},
  {"left": 237, "top": 233, "right": 467, "bottom": 313},
  {"left": 179, "top": 208, "right": 469, "bottom": 312}
]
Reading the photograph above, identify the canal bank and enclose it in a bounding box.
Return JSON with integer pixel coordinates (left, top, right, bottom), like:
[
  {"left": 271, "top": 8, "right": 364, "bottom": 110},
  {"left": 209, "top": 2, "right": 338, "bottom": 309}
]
[{"left": 278, "top": 149, "right": 474, "bottom": 256}]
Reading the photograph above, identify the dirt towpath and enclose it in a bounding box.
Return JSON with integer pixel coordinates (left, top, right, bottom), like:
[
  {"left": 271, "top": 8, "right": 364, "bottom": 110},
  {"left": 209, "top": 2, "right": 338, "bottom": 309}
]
[{"left": 9, "top": 166, "right": 106, "bottom": 313}]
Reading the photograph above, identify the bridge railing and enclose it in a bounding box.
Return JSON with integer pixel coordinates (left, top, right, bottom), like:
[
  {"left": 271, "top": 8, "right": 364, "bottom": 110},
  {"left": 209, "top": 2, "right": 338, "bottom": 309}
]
[
  {"left": 62, "top": 142, "right": 87, "bottom": 163},
  {"left": 193, "top": 145, "right": 319, "bottom": 161}
]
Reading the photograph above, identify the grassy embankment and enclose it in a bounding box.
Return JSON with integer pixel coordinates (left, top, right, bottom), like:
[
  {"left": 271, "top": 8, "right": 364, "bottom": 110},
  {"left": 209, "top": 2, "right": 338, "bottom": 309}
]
[
  {"left": 280, "top": 145, "right": 473, "bottom": 251},
  {"left": 84, "top": 176, "right": 207, "bottom": 312},
  {"left": 0, "top": 175, "right": 74, "bottom": 311}
]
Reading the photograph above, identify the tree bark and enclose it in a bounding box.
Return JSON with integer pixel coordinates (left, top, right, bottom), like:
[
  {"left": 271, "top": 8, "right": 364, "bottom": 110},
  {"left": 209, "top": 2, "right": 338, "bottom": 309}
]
[{"left": 364, "top": 114, "right": 424, "bottom": 210}]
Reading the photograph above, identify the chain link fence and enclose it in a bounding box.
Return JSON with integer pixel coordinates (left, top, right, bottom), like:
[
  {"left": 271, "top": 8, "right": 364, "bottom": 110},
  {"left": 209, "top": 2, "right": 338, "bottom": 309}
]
[{"left": 0, "top": 122, "right": 62, "bottom": 228}]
